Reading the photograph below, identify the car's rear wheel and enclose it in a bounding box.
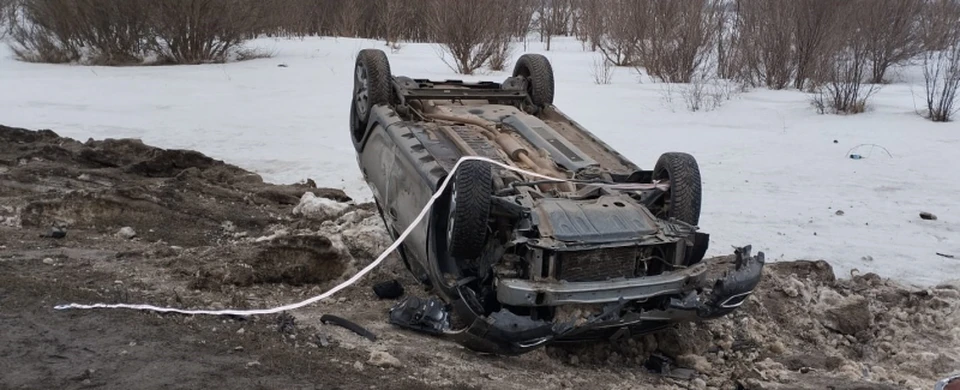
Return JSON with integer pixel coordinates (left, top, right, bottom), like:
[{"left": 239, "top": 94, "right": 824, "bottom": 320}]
[
  {"left": 351, "top": 49, "right": 392, "bottom": 143},
  {"left": 651, "top": 152, "right": 702, "bottom": 226},
  {"left": 512, "top": 54, "right": 555, "bottom": 110},
  {"left": 445, "top": 159, "right": 493, "bottom": 267}
]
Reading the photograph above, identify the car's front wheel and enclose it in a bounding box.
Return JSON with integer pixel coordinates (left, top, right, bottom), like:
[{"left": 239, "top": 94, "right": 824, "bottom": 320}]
[
  {"left": 351, "top": 49, "right": 392, "bottom": 144},
  {"left": 651, "top": 152, "right": 702, "bottom": 226},
  {"left": 512, "top": 53, "right": 555, "bottom": 110},
  {"left": 445, "top": 159, "right": 493, "bottom": 267}
]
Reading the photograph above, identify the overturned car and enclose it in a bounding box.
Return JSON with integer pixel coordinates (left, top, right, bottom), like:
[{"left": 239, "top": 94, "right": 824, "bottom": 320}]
[{"left": 348, "top": 49, "right": 765, "bottom": 355}]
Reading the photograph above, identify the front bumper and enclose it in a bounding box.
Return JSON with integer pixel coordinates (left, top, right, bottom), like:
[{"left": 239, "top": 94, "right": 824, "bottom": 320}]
[
  {"left": 391, "top": 246, "right": 766, "bottom": 356},
  {"left": 495, "top": 261, "right": 710, "bottom": 307}
]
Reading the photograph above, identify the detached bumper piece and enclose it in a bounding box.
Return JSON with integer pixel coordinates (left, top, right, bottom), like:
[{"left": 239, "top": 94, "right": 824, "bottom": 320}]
[{"left": 698, "top": 245, "right": 766, "bottom": 318}]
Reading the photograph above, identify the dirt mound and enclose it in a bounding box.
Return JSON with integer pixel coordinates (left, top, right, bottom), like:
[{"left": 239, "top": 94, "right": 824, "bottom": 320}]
[
  {"left": 1, "top": 124, "right": 352, "bottom": 247},
  {"left": 1, "top": 124, "right": 957, "bottom": 390},
  {"left": 546, "top": 259, "right": 960, "bottom": 389}
]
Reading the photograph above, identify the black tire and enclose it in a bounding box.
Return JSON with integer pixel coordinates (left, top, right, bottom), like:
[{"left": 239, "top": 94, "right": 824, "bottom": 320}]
[
  {"left": 511, "top": 53, "right": 555, "bottom": 108},
  {"left": 351, "top": 49, "right": 392, "bottom": 143},
  {"left": 651, "top": 152, "right": 702, "bottom": 226},
  {"left": 445, "top": 159, "right": 493, "bottom": 263}
]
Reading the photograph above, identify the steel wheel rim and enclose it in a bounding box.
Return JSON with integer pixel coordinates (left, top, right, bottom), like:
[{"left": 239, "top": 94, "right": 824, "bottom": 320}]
[
  {"left": 354, "top": 63, "right": 370, "bottom": 119},
  {"left": 446, "top": 179, "right": 458, "bottom": 255}
]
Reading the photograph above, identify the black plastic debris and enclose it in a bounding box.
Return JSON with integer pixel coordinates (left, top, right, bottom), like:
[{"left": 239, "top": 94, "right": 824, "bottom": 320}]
[
  {"left": 920, "top": 211, "right": 938, "bottom": 220},
  {"left": 320, "top": 314, "right": 376, "bottom": 342},
  {"left": 276, "top": 312, "right": 296, "bottom": 334},
  {"left": 373, "top": 279, "right": 405, "bottom": 300},
  {"left": 40, "top": 226, "right": 66, "bottom": 239},
  {"left": 388, "top": 296, "right": 449, "bottom": 336},
  {"left": 643, "top": 352, "right": 697, "bottom": 380}
]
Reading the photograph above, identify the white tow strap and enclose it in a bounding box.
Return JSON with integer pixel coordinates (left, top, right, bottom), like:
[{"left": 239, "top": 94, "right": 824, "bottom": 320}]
[{"left": 53, "top": 156, "right": 664, "bottom": 316}]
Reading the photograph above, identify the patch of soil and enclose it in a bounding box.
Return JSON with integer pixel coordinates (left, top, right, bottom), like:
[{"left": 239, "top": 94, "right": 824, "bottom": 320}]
[{"left": 2, "top": 125, "right": 957, "bottom": 390}]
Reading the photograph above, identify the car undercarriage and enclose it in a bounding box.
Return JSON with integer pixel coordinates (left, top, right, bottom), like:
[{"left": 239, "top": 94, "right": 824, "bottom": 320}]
[{"left": 348, "top": 48, "right": 766, "bottom": 355}]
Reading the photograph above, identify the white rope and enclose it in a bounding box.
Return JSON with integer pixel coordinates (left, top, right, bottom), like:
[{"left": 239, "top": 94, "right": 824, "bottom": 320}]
[{"left": 53, "top": 156, "right": 662, "bottom": 316}]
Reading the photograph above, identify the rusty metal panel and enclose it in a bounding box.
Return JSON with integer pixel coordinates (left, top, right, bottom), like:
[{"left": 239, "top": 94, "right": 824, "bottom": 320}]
[
  {"left": 556, "top": 246, "right": 639, "bottom": 282},
  {"left": 535, "top": 196, "right": 658, "bottom": 244}
]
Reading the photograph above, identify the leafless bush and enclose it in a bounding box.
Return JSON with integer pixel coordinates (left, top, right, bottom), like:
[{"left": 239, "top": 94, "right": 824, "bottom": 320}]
[
  {"left": 659, "top": 72, "right": 742, "bottom": 112},
  {"left": 148, "top": 0, "right": 272, "bottom": 64},
  {"left": 728, "top": 0, "right": 855, "bottom": 90},
  {"left": 919, "top": 0, "right": 960, "bottom": 122},
  {"left": 922, "top": 44, "right": 960, "bottom": 122},
  {"left": 580, "top": 0, "right": 646, "bottom": 66},
  {"left": 7, "top": 0, "right": 273, "bottom": 65},
  {"left": 634, "top": 0, "right": 723, "bottom": 83},
  {"left": 590, "top": 55, "right": 614, "bottom": 84},
  {"left": 428, "top": 0, "right": 516, "bottom": 75},
  {"left": 715, "top": 2, "right": 739, "bottom": 79},
  {"left": 919, "top": 0, "right": 960, "bottom": 51},
  {"left": 811, "top": 59, "right": 880, "bottom": 115},
  {"left": 791, "top": 0, "right": 844, "bottom": 90},
  {"left": 536, "top": 0, "right": 573, "bottom": 50},
  {"left": 728, "top": 0, "right": 797, "bottom": 89},
  {"left": 861, "top": 0, "right": 924, "bottom": 83},
  {"left": 8, "top": 0, "right": 153, "bottom": 64},
  {"left": 810, "top": 4, "right": 881, "bottom": 115},
  {"left": 234, "top": 46, "right": 277, "bottom": 62},
  {"left": 488, "top": 40, "right": 513, "bottom": 71},
  {"left": 0, "top": 0, "right": 13, "bottom": 39}
]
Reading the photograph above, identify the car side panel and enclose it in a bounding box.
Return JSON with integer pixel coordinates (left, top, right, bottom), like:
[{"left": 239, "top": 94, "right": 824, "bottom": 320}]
[
  {"left": 383, "top": 130, "right": 448, "bottom": 267},
  {"left": 357, "top": 125, "right": 396, "bottom": 217},
  {"left": 361, "top": 106, "right": 456, "bottom": 277}
]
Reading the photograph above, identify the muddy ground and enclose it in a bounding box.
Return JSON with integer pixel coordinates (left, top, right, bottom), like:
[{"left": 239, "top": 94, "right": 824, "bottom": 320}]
[{"left": 1, "top": 124, "right": 958, "bottom": 390}]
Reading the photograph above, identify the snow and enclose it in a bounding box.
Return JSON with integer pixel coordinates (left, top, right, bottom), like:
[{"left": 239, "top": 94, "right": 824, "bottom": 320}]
[
  {"left": 1, "top": 36, "right": 957, "bottom": 287},
  {"left": 293, "top": 191, "right": 352, "bottom": 221}
]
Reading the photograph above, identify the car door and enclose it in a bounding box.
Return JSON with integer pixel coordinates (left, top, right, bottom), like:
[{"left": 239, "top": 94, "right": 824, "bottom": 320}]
[{"left": 359, "top": 125, "right": 398, "bottom": 230}]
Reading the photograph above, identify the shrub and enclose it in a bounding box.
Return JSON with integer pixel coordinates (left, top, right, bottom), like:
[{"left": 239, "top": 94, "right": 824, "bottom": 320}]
[
  {"left": 729, "top": 0, "right": 798, "bottom": 89},
  {"left": 810, "top": 3, "right": 881, "bottom": 115},
  {"left": 861, "top": 0, "right": 924, "bottom": 83},
  {"left": 634, "top": 0, "right": 724, "bottom": 83},
  {"left": 428, "top": 0, "right": 517, "bottom": 75},
  {"left": 574, "top": 0, "right": 646, "bottom": 66},
  {"left": 6, "top": 0, "right": 271, "bottom": 65},
  {"left": 148, "top": 0, "right": 271, "bottom": 64},
  {"left": 919, "top": 0, "right": 960, "bottom": 122},
  {"left": 590, "top": 55, "right": 614, "bottom": 85}
]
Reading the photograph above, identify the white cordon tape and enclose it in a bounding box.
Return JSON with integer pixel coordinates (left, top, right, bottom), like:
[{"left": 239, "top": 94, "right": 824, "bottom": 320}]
[{"left": 53, "top": 156, "right": 665, "bottom": 316}]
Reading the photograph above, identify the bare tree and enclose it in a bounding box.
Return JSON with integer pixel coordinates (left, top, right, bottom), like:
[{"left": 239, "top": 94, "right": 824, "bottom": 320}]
[
  {"left": 0, "top": 0, "right": 12, "bottom": 39},
  {"left": 572, "top": 0, "right": 603, "bottom": 51},
  {"left": 920, "top": 0, "right": 960, "bottom": 121},
  {"left": 810, "top": 1, "right": 881, "bottom": 114},
  {"left": 148, "top": 0, "right": 271, "bottom": 64},
  {"left": 860, "top": 0, "right": 924, "bottom": 83},
  {"left": 376, "top": 0, "right": 406, "bottom": 46},
  {"left": 537, "top": 0, "right": 573, "bottom": 50},
  {"left": 8, "top": 0, "right": 154, "bottom": 64},
  {"left": 590, "top": 54, "right": 614, "bottom": 84},
  {"left": 635, "top": 0, "right": 723, "bottom": 83},
  {"left": 330, "top": 0, "right": 364, "bottom": 38},
  {"left": 588, "top": 0, "right": 647, "bottom": 66},
  {"left": 922, "top": 42, "right": 960, "bottom": 122},
  {"left": 731, "top": 0, "right": 797, "bottom": 89},
  {"left": 791, "top": 0, "right": 844, "bottom": 90},
  {"left": 429, "top": 0, "right": 516, "bottom": 74}
]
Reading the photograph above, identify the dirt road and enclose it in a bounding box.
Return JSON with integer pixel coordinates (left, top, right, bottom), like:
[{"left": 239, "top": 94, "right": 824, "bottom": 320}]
[{"left": 1, "top": 125, "right": 957, "bottom": 390}]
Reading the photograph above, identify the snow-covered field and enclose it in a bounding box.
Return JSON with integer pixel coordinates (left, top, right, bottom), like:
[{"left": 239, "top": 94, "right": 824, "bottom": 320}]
[{"left": 1, "top": 36, "right": 957, "bottom": 287}]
